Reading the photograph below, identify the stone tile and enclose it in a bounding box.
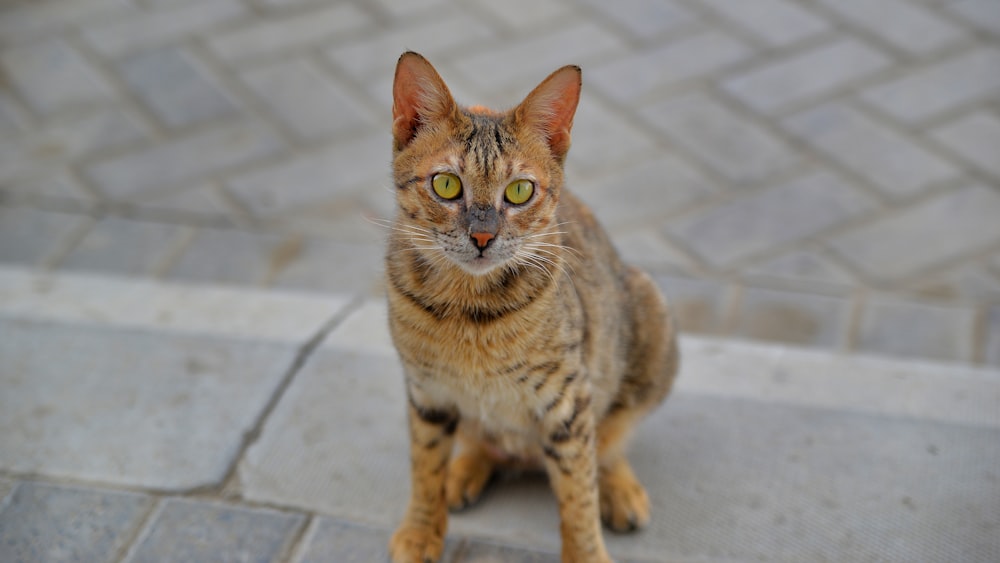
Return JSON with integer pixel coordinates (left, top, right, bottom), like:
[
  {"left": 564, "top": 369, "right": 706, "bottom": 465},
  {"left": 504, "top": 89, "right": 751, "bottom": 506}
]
[
  {"left": 668, "top": 171, "right": 874, "bottom": 268},
  {"left": 814, "top": 0, "right": 967, "bottom": 54},
  {"left": 117, "top": 46, "right": 237, "bottom": 129},
  {"left": 457, "top": 541, "right": 561, "bottom": 563},
  {"left": 912, "top": 264, "right": 1000, "bottom": 303},
  {"left": 451, "top": 22, "right": 627, "bottom": 98},
  {"left": 466, "top": 0, "right": 573, "bottom": 29},
  {"left": 295, "top": 518, "right": 391, "bottom": 563},
  {"left": 0, "top": 207, "right": 89, "bottom": 266},
  {"left": 639, "top": 93, "right": 800, "bottom": 185},
  {"left": 85, "top": 121, "right": 285, "bottom": 199},
  {"left": 0, "top": 318, "right": 298, "bottom": 489},
  {"left": 0, "top": 0, "right": 136, "bottom": 45},
  {"left": 733, "top": 286, "right": 851, "bottom": 348},
  {"left": 82, "top": 0, "right": 247, "bottom": 57},
  {"left": 783, "top": 102, "right": 960, "bottom": 198},
  {"left": 610, "top": 229, "right": 698, "bottom": 273},
  {"left": 0, "top": 479, "right": 13, "bottom": 503},
  {"left": 570, "top": 153, "right": 718, "bottom": 228},
  {"left": 721, "top": 38, "right": 892, "bottom": 114},
  {"left": 987, "top": 306, "right": 1000, "bottom": 367},
  {"left": 270, "top": 239, "right": 384, "bottom": 295},
  {"left": 828, "top": 184, "right": 1000, "bottom": 282},
  {"left": 929, "top": 111, "right": 1000, "bottom": 179},
  {"left": 857, "top": 296, "right": 976, "bottom": 362},
  {"left": 0, "top": 38, "right": 115, "bottom": 115},
  {"left": 588, "top": 31, "right": 753, "bottom": 105},
  {"left": 366, "top": 0, "right": 450, "bottom": 19},
  {"left": 698, "top": 0, "right": 831, "bottom": 47},
  {"left": 861, "top": 48, "right": 1000, "bottom": 124},
  {"left": 653, "top": 274, "right": 730, "bottom": 334},
  {"left": 577, "top": 0, "right": 697, "bottom": 40},
  {"left": 0, "top": 109, "right": 146, "bottom": 184},
  {"left": 0, "top": 482, "right": 152, "bottom": 563},
  {"left": 166, "top": 227, "right": 292, "bottom": 285},
  {"left": 745, "top": 250, "right": 856, "bottom": 290},
  {"left": 0, "top": 172, "right": 94, "bottom": 204},
  {"left": 208, "top": 4, "right": 371, "bottom": 64},
  {"left": 325, "top": 12, "right": 495, "bottom": 84},
  {"left": 947, "top": 0, "right": 1000, "bottom": 36},
  {"left": 224, "top": 132, "right": 386, "bottom": 217},
  {"left": 129, "top": 499, "right": 304, "bottom": 563},
  {"left": 240, "top": 59, "right": 375, "bottom": 142},
  {"left": 0, "top": 91, "right": 28, "bottom": 133},
  {"left": 59, "top": 216, "right": 186, "bottom": 276},
  {"left": 132, "top": 183, "right": 234, "bottom": 216},
  {"left": 565, "top": 96, "right": 660, "bottom": 172}
]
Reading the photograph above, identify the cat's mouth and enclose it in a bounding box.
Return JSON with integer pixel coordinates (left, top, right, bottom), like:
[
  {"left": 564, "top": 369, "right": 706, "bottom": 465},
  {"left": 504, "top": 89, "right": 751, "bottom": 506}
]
[{"left": 457, "top": 253, "right": 505, "bottom": 275}]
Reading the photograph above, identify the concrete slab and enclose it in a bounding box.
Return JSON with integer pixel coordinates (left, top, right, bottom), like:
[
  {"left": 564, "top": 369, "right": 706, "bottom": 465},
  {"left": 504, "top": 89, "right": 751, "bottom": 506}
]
[{"left": 237, "top": 300, "right": 1000, "bottom": 562}]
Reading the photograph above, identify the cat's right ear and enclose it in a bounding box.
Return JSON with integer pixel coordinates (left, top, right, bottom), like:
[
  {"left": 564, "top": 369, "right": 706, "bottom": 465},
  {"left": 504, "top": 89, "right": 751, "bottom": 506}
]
[{"left": 392, "top": 52, "right": 457, "bottom": 151}]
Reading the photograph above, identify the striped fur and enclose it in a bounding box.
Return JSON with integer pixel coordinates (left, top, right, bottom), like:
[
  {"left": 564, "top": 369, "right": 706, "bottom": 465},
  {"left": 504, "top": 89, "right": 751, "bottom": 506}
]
[{"left": 387, "top": 52, "right": 678, "bottom": 563}]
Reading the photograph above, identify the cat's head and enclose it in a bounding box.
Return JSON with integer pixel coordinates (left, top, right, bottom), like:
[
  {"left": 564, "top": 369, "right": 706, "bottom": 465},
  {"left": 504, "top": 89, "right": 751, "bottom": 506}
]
[{"left": 390, "top": 51, "right": 580, "bottom": 277}]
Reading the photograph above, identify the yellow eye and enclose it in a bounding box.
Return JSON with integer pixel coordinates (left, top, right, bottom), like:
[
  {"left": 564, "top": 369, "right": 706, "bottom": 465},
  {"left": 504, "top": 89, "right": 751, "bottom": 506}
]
[
  {"left": 505, "top": 179, "right": 534, "bottom": 205},
  {"left": 432, "top": 173, "right": 462, "bottom": 200}
]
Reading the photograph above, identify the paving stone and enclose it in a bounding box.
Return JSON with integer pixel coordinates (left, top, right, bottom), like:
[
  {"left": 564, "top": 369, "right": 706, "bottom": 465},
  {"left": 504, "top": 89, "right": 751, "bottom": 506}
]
[
  {"left": 733, "top": 286, "right": 851, "bottom": 348},
  {"left": 451, "top": 22, "right": 627, "bottom": 98},
  {"left": 814, "top": 0, "right": 967, "bottom": 54},
  {"left": 0, "top": 479, "right": 13, "bottom": 503},
  {"left": 0, "top": 0, "right": 135, "bottom": 45},
  {"left": 987, "top": 306, "right": 1000, "bottom": 367},
  {"left": 166, "top": 227, "right": 292, "bottom": 285},
  {"left": 82, "top": 0, "right": 247, "bottom": 57},
  {"left": 224, "top": 132, "right": 386, "bottom": 217},
  {"left": 668, "top": 171, "right": 874, "bottom": 267},
  {"left": 783, "top": 102, "right": 960, "bottom": 198},
  {"left": 565, "top": 96, "right": 660, "bottom": 172},
  {"left": 0, "top": 207, "right": 89, "bottom": 266},
  {"left": 466, "top": 0, "right": 573, "bottom": 30},
  {"left": 208, "top": 3, "right": 371, "bottom": 64},
  {"left": 570, "top": 153, "right": 718, "bottom": 228},
  {"left": 857, "top": 296, "right": 976, "bottom": 362},
  {"left": 828, "top": 184, "right": 1000, "bottom": 282},
  {"left": 1, "top": 38, "right": 116, "bottom": 115},
  {"left": 721, "top": 38, "right": 892, "bottom": 114},
  {"left": 577, "top": 0, "right": 697, "bottom": 40},
  {"left": 588, "top": 31, "right": 754, "bottom": 105},
  {"left": 929, "top": 111, "right": 1000, "bottom": 179},
  {"left": 0, "top": 482, "right": 152, "bottom": 563},
  {"left": 456, "top": 541, "right": 561, "bottom": 563},
  {"left": 653, "top": 274, "right": 730, "bottom": 334},
  {"left": 912, "top": 263, "right": 1000, "bottom": 303},
  {"left": 639, "top": 93, "right": 800, "bottom": 184},
  {"left": 0, "top": 318, "right": 298, "bottom": 489},
  {"left": 131, "top": 183, "right": 234, "bottom": 216},
  {"left": 85, "top": 121, "right": 285, "bottom": 199},
  {"left": 295, "top": 519, "right": 391, "bottom": 563},
  {"left": 326, "top": 12, "right": 494, "bottom": 85},
  {"left": 0, "top": 91, "right": 28, "bottom": 133},
  {"left": 947, "top": 0, "right": 1000, "bottom": 36},
  {"left": 117, "top": 46, "right": 237, "bottom": 129},
  {"left": 745, "top": 250, "right": 856, "bottom": 290},
  {"left": 59, "top": 216, "right": 186, "bottom": 276},
  {"left": 129, "top": 499, "right": 304, "bottom": 563},
  {"left": 861, "top": 47, "right": 1000, "bottom": 124},
  {"left": 241, "top": 59, "right": 375, "bottom": 142},
  {"left": 698, "top": 0, "right": 831, "bottom": 47},
  {"left": 609, "top": 229, "right": 698, "bottom": 273},
  {"left": 270, "top": 239, "right": 384, "bottom": 295},
  {"left": 0, "top": 172, "right": 94, "bottom": 204},
  {"left": 366, "top": 0, "right": 451, "bottom": 19},
  {"left": 0, "top": 109, "right": 147, "bottom": 184}
]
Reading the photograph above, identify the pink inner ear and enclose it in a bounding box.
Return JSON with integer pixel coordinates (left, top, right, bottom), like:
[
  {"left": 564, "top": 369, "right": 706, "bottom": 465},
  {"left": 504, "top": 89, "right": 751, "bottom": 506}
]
[
  {"left": 391, "top": 52, "right": 455, "bottom": 150},
  {"left": 519, "top": 65, "right": 582, "bottom": 158}
]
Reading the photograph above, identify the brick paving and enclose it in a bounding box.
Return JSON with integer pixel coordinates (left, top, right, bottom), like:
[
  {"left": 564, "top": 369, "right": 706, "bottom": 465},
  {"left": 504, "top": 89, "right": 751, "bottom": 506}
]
[{"left": 1, "top": 0, "right": 999, "bottom": 373}]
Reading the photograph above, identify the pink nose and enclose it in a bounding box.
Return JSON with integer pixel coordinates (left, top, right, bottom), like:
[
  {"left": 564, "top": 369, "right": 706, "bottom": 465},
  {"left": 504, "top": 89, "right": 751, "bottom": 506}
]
[{"left": 471, "top": 232, "right": 494, "bottom": 249}]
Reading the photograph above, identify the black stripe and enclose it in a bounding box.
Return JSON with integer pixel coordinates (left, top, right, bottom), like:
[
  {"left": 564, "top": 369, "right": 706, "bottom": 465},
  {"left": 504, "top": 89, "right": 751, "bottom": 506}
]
[
  {"left": 396, "top": 176, "right": 422, "bottom": 190},
  {"left": 391, "top": 277, "right": 445, "bottom": 320}
]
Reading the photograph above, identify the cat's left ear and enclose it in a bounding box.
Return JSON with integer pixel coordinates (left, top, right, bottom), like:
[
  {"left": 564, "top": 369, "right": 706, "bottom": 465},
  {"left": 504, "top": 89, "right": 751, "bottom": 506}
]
[
  {"left": 515, "top": 65, "right": 582, "bottom": 161},
  {"left": 392, "top": 51, "right": 457, "bottom": 152}
]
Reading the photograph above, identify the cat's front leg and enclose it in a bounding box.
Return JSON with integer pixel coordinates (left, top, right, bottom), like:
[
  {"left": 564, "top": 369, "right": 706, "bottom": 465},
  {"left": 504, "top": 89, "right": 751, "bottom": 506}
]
[
  {"left": 540, "top": 390, "right": 614, "bottom": 563},
  {"left": 390, "top": 388, "right": 458, "bottom": 563}
]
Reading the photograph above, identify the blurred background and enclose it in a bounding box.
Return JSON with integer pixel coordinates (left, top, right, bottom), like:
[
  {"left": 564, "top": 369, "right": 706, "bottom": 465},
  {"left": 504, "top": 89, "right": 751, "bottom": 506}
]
[{"left": 2, "top": 0, "right": 999, "bottom": 366}]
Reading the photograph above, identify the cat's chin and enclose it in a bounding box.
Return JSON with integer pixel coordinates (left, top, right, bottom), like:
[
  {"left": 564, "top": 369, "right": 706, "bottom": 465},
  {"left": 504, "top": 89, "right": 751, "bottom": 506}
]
[{"left": 454, "top": 255, "right": 506, "bottom": 276}]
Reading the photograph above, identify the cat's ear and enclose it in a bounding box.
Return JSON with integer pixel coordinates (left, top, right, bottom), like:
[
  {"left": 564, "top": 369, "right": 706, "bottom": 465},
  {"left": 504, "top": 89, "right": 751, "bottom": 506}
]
[
  {"left": 515, "top": 65, "right": 582, "bottom": 160},
  {"left": 392, "top": 51, "right": 457, "bottom": 151}
]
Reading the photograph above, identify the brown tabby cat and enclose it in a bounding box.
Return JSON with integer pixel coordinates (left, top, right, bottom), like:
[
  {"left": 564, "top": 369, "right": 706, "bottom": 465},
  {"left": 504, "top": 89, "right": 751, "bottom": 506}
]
[{"left": 386, "top": 52, "right": 678, "bottom": 563}]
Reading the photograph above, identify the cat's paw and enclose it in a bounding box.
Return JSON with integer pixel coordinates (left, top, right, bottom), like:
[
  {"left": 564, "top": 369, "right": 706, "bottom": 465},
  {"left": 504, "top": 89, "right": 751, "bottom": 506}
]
[
  {"left": 389, "top": 524, "right": 444, "bottom": 563},
  {"left": 599, "top": 464, "right": 650, "bottom": 533},
  {"left": 445, "top": 450, "right": 494, "bottom": 511}
]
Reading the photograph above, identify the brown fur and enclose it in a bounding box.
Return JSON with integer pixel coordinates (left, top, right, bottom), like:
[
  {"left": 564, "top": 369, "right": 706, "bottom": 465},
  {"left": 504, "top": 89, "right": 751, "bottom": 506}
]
[{"left": 386, "top": 52, "right": 678, "bottom": 563}]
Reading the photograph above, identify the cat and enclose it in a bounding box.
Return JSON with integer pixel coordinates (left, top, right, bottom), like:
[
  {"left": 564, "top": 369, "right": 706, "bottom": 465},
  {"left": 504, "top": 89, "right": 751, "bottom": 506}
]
[{"left": 386, "top": 51, "right": 679, "bottom": 563}]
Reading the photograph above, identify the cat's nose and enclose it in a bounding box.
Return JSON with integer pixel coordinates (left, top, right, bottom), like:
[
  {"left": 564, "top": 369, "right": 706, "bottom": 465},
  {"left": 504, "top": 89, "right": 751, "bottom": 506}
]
[{"left": 470, "top": 232, "right": 495, "bottom": 249}]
